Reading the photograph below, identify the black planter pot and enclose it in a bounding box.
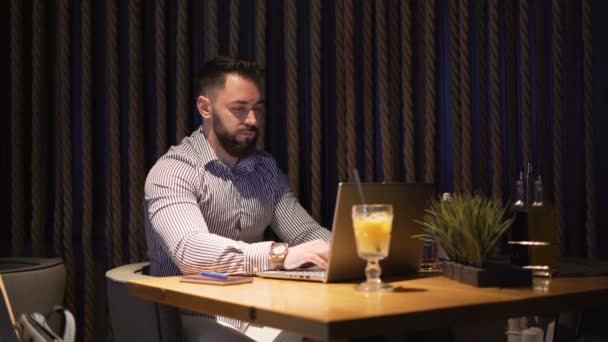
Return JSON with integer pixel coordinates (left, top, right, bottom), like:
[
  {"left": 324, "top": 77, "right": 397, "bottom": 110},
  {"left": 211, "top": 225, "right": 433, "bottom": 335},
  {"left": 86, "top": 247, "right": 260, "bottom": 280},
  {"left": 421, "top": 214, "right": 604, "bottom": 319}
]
[{"left": 442, "top": 260, "right": 532, "bottom": 287}]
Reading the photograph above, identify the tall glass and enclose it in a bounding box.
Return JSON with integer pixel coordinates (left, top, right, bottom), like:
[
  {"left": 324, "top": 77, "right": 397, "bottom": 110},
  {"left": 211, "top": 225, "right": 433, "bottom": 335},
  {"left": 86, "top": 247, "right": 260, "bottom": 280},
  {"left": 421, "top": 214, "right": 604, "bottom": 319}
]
[{"left": 352, "top": 204, "right": 394, "bottom": 291}]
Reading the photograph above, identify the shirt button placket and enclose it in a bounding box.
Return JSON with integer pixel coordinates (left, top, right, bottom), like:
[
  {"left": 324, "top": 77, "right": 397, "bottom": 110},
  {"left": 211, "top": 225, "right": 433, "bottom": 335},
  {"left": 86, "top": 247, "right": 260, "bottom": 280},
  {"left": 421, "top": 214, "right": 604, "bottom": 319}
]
[{"left": 233, "top": 174, "right": 244, "bottom": 237}]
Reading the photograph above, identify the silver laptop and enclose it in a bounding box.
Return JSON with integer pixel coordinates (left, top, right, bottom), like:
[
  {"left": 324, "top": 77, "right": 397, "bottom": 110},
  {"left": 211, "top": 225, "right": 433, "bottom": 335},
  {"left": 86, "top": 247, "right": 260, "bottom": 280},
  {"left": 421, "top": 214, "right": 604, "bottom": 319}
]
[{"left": 257, "top": 182, "right": 435, "bottom": 283}]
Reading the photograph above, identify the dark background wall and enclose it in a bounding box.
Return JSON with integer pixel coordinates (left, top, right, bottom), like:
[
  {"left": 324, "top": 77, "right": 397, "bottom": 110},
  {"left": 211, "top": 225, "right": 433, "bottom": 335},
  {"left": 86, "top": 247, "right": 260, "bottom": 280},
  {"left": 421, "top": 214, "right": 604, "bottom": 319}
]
[{"left": 1, "top": 0, "right": 607, "bottom": 341}]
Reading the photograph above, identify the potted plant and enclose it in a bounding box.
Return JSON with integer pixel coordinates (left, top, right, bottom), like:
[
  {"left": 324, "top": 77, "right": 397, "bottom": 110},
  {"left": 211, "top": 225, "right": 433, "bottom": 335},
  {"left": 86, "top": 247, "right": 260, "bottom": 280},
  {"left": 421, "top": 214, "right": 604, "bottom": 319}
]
[{"left": 414, "top": 193, "right": 531, "bottom": 287}]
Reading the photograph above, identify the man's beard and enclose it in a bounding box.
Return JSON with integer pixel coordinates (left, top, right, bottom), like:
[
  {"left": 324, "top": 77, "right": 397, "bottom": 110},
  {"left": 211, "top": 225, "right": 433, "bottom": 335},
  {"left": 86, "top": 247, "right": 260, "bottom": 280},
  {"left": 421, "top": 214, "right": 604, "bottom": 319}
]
[{"left": 213, "top": 118, "right": 258, "bottom": 159}]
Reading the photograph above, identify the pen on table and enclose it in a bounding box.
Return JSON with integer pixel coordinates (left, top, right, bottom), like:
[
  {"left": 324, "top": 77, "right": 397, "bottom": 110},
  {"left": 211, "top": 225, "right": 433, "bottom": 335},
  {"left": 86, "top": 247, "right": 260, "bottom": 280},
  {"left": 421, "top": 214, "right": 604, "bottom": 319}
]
[{"left": 201, "top": 271, "right": 229, "bottom": 279}]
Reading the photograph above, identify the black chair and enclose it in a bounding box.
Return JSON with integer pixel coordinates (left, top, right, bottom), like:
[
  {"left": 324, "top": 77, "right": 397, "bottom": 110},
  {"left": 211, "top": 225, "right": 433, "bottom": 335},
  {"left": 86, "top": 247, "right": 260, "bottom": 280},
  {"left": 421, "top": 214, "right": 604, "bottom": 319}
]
[{"left": 106, "top": 262, "right": 182, "bottom": 342}]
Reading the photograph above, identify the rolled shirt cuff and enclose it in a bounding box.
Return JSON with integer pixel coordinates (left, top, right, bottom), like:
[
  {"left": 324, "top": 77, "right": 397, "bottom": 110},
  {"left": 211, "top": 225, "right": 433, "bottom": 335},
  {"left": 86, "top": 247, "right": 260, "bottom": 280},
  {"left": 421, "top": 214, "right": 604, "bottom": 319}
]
[{"left": 242, "top": 241, "right": 273, "bottom": 275}]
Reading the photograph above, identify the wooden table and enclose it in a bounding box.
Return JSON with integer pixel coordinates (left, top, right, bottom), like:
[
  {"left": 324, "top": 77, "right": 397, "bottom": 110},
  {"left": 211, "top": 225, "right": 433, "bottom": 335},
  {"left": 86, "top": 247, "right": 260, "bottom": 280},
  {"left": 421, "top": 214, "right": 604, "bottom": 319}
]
[{"left": 128, "top": 275, "right": 608, "bottom": 340}]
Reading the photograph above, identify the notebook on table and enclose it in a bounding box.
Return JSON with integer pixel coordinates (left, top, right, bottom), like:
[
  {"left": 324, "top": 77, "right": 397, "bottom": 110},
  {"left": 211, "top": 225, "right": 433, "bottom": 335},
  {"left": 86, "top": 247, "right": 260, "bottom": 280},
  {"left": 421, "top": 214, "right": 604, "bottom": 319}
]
[
  {"left": 256, "top": 182, "right": 435, "bottom": 283},
  {"left": 181, "top": 274, "right": 254, "bottom": 286}
]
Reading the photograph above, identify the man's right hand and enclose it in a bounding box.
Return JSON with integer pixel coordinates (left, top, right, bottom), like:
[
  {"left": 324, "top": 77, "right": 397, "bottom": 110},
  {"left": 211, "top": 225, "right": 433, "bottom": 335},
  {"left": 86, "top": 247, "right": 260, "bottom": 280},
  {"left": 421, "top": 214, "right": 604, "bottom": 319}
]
[{"left": 283, "top": 240, "right": 330, "bottom": 270}]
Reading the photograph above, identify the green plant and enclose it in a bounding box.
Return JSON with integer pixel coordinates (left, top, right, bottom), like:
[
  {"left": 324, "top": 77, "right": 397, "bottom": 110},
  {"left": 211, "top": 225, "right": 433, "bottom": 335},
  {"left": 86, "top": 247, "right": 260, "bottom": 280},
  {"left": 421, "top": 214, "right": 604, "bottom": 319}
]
[{"left": 413, "top": 193, "right": 514, "bottom": 268}]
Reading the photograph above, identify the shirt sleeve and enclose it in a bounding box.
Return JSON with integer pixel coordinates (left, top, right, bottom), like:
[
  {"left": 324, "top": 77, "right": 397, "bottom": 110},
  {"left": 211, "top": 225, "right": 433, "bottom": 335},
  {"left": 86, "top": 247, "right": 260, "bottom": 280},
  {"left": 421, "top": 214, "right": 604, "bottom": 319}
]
[
  {"left": 270, "top": 170, "right": 332, "bottom": 245},
  {"left": 145, "top": 154, "right": 272, "bottom": 275}
]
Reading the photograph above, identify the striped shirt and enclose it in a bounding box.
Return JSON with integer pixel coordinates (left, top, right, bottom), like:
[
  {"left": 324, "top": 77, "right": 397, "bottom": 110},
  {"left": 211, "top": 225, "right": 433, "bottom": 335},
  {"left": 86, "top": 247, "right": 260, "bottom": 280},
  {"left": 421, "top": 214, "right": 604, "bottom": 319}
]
[{"left": 144, "top": 126, "right": 331, "bottom": 278}]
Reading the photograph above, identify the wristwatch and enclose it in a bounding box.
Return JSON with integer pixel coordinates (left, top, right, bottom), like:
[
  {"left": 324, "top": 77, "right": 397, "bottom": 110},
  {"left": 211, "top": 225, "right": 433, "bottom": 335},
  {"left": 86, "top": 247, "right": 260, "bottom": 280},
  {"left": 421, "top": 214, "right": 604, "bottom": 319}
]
[{"left": 269, "top": 242, "right": 289, "bottom": 270}]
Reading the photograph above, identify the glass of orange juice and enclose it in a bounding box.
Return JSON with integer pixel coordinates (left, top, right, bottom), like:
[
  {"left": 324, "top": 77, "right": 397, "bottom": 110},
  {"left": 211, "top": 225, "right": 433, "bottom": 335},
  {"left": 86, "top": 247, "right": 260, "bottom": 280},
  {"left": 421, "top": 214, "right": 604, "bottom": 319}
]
[{"left": 352, "top": 204, "right": 394, "bottom": 291}]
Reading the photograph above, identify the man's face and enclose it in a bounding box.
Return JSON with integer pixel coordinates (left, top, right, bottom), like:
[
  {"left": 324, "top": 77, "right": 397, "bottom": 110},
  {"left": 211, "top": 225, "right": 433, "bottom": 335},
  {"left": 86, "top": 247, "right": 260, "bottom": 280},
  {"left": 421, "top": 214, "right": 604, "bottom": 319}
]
[{"left": 208, "top": 74, "right": 264, "bottom": 158}]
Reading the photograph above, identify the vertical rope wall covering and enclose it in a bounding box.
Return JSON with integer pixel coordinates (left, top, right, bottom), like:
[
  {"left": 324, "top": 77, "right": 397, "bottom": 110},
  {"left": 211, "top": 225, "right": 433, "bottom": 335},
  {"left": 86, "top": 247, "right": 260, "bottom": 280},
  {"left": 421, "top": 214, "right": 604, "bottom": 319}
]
[
  {"left": 459, "top": 0, "right": 472, "bottom": 193},
  {"left": 128, "top": 0, "right": 146, "bottom": 263},
  {"left": 361, "top": 0, "right": 374, "bottom": 182},
  {"left": 476, "top": 0, "right": 489, "bottom": 195},
  {"left": 534, "top": 0, "right": 548, "bottom": 188},
  {"left": 519, "top": 0, "right": 532, "bottom": 169},
  {"left": 488, "top": 0, "right": 502, "bottom": 200},
  {"left": 309, "top": 0, "right": 322, "bottom": 221},
  {"left": 519, "top": 0, "right": 532, "bottom": 167},
  {"left": 343, "top": 0, "right": 357, "bottom": 176},
  {"left": 255, "top": 0, "right": 266, "bottom": 150},
  {"left": 449, "top": 0, "right": 462, "bottom": 193},
  {"left": 387, "top": 0, "right": 401, "bottom": 182},
  {"left": 229, "top": 0, "right": 240, "bottom": 57},
  {"left": 335, "top": 0, "right": 347, "bottom": 183},
  {"left": 106, "top": 0, "right": 123, "bottom": 269},
  {"left": 551, "top": 0, "right": 565, "bottom": 256},
  {"left": 31, "top": 0, "right": 46, "bottom": 257},
  {"left": 103, "top": 0, "right": 114, "bottom": 268},
  {"left": 335, "top": 0, "right": 348, "bottom": 181},
  {"left": 51, "top": 46, "right": 64, "bottom": 264},
  {"left": 582, "top": 0, "right": 596, "bottom": 259},
  {"left": 81, "top": 0, "right": 95, "bottom": 339},
  {"left": 284, "top": 0, "right": 299, "bottom": 193},
  {"left": 57, "top": 0, "right": 76, "bottom": 314},
  {"left": 204, "top": 0, "right": 219, "bottom": 60},
  {"left": 376, "top": 0, "right": 391, "bottom": 182},
  {"left": 176, "top": 0, "right": 191, "bottom": 142},
  {"left": 422, "top": 0, "right": 437, "bottom": 184},
  {"left": 4, "top": 1, "right": 604, "bottom": 340},
  {"left": 384, "top": 1, "right": 403, "bottom": 182},
  {"left": 254, "top": 0, "right": 266, "bottom": 68},
  {"left": 505, "top": 0, "right": 518, "bottom": 198},
  {"left": 10, "top": 0, "right": 25, "bottom": 257},
  {"left": 52, "top": 93, "right": 64, "bottom": 260},
  {"left": 156, "top": 0, "right": 169, "bottom": 157},
  {"left": 401, "top": 0, "right": 415, "bottom": 184}
]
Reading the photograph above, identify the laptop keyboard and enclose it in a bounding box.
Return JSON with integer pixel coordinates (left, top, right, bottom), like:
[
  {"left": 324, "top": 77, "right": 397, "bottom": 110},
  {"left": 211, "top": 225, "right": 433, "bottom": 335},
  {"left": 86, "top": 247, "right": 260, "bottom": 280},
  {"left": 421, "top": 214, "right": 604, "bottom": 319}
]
[{"left": 259, "top": 269, "right": 326, "bottom": 281}]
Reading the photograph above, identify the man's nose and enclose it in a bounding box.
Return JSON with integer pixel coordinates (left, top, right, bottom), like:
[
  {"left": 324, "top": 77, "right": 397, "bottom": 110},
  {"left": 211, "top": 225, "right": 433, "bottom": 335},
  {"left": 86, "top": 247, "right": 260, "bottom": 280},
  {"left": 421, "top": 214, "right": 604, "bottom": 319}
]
[{"left": 244, "top": 109, "right": 257, "bottom": 126}]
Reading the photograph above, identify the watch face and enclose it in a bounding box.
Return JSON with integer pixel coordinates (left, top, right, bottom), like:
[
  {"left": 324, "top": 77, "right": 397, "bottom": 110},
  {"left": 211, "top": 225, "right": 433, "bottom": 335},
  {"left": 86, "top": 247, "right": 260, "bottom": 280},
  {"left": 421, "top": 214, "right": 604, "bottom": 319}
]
[{"left": 272, "top": 244, "right": 287, "bottom": 255}]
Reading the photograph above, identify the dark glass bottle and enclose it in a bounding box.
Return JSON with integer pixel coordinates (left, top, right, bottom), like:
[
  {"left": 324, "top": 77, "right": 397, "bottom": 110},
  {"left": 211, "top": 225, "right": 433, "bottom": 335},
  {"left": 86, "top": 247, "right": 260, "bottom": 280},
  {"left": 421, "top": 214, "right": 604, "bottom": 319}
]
[
  {"left": 528, "top": 175, "right": 559, "bottom": 270},
  {"left": 510, "top": 169, "right": 529, "bottom": 266}
]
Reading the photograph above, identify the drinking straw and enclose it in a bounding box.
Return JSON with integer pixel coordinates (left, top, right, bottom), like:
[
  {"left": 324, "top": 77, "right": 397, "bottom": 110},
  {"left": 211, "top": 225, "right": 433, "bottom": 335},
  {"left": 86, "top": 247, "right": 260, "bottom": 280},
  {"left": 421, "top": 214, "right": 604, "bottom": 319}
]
[{"left": 351, "top": 169, "right": 367, "bottom": 205}]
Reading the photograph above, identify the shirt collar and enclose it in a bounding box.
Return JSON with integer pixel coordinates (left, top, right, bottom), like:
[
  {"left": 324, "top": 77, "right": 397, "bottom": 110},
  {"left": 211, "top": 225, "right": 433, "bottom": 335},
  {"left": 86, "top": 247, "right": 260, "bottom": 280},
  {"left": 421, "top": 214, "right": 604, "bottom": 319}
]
[
  {"left": 192, "top": 126, "right": 260, "bottom": 174},
  {"left": 192, "top": 127, "right": 221, "bottom": 167}
]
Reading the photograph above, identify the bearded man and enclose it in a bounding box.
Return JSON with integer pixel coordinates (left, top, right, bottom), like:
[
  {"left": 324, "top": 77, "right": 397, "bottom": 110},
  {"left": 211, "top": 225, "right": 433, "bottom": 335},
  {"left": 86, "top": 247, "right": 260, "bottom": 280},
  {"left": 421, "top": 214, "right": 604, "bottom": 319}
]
[{"left": 144, "top": 56, "right": 331, "bottom": 341}]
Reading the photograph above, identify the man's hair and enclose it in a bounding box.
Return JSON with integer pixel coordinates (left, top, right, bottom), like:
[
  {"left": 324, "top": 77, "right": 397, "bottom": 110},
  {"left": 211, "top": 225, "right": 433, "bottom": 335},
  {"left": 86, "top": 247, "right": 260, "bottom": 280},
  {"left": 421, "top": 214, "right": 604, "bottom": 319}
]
[{"left": 195, "top": 56, "right": 264, "bottom": 97}]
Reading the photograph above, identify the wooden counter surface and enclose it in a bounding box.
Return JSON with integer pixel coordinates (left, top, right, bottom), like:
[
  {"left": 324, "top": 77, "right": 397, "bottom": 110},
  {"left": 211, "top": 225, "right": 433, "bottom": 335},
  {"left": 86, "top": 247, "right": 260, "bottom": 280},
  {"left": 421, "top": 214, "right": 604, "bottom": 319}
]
[{"left": 128, "top": 275, "right": 608, "bottom": 340}]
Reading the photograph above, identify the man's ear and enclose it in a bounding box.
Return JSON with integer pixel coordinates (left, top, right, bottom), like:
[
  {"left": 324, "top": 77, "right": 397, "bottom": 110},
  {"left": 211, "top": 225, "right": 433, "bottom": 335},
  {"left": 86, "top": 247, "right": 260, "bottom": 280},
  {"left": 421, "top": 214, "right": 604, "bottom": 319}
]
[{"left": 197, "top": 95, "right": 211, "bottom": 119}]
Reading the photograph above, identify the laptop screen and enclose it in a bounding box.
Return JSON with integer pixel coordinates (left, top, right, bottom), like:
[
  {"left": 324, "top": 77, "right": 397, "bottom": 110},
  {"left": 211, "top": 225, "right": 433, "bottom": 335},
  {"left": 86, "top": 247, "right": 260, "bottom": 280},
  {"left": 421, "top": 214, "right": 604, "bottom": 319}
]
[
  {"left": 257, "top": 182, "right": 435, "bottom": 283},
  {"left": 324, "top": 182, "right": 435, "bottom": 282}
]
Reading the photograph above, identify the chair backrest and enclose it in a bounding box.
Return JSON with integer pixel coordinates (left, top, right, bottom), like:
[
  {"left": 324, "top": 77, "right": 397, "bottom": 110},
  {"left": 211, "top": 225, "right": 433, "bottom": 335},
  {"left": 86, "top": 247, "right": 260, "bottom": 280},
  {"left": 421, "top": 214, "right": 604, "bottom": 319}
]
[
  {"left": 106, "top": 262, "right": 181, "bottom": 342},
  {"left": 0, "top": 275, "right": 18, "bottom": 342},
  {"left": 0, "top": 257, "right": 66, "bottom": 333}
]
